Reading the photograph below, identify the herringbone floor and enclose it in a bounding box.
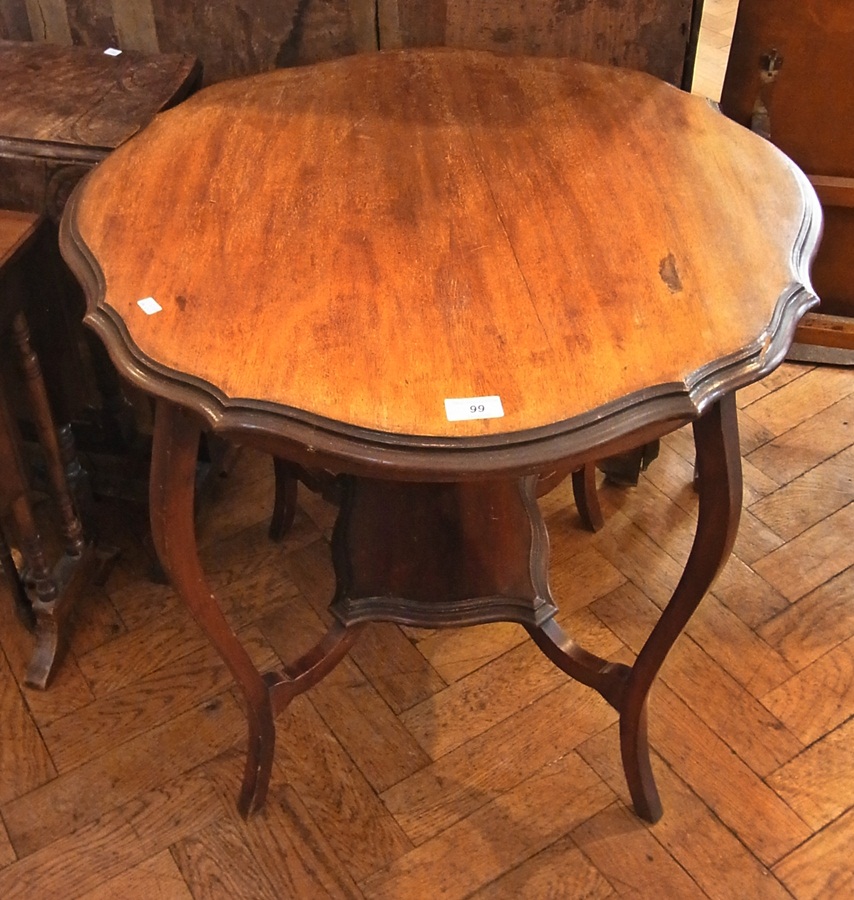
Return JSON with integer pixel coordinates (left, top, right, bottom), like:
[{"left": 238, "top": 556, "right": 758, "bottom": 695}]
[{"left": 1, "top": 356, "right": 852, "bottom": 899}]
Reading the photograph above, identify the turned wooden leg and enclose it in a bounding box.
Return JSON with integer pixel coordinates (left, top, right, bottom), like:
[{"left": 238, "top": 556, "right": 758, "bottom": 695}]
[
  {"left": 150, "top": 400, "right": 275, "bottom": 817},
  {"left": 1, "top": 379, "right": 56, "bottom": 609},
  {"left": 12, "top": 311, "right": 85, "bottom": 557},
  {"left": 58, "top": 423, "right": 94, "bottom": 525},
  {"left": 10, "top": 482, "right": 81, "bottom": 689},
  {"left": 5, "top": 308, "right": 102, "bottom": 689},
  {"left": 619, "top": 395, "right": 742, "bottom": 821},
  {"left": 11, "top": 495, "right": 56, "bottom": 606}
]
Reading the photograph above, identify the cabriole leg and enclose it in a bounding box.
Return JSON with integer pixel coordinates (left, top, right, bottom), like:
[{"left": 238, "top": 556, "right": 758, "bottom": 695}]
[
  {"left": 619, "top": 395, "right": 742, "bottom": 821},
  {"left": 150, "top": 400, "right": 275, "bottom": 817}
]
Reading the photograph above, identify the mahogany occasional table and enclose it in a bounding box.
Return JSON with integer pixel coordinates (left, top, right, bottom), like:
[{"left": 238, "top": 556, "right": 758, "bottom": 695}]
[{"left": 59, "top": 49, "right": 821, "bottom": 823}]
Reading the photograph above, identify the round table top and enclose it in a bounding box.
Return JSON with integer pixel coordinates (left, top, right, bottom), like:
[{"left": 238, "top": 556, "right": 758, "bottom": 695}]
[{"left": 61, "top": 49, "right": 820, "bottom": 473}]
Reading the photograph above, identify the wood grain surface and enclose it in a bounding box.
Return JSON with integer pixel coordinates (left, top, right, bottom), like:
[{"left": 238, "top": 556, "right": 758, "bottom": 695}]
[
  {"left": 379, "top": 0, "right": 700, "bottom": 87},
  {"left": 720, "top": 0, "right": 854, "bottom": 321},
  {"left": 0, "top": 0, "right": 700, "bottom": 87},
  {"left": 0, "top": 209, "right": 38, "bottom": 268},
  {"left": 64, "top": 50, "right": 819, "bottom": 451},
  {"left": 0, "top": 39, "right": 199, "bottom": 153}
]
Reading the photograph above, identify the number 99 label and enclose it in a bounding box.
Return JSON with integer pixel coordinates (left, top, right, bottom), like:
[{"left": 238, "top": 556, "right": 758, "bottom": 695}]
[{"left": 444, "top": 396, "right": 504, "bottom": 421}]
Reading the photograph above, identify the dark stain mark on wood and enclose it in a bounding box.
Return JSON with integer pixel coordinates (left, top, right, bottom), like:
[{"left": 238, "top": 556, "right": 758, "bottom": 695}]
[
  {"left": 659, "top": 252, "right": 683, "bottom": 292},
  {"left": 176, "top": 294, "right": 187, "bottom": 311}
]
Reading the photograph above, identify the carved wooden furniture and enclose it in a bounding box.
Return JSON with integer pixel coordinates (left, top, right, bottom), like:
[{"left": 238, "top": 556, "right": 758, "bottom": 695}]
[
  {"left": 61, "top": 50, "right": 821, "bottom": 823},
  {"left": 0, "top": 209, "right": 98, "bottom": 688},
  {"left": 0, "top": 40, "right": 201, "bottom": 470},
  {"left": 0, "top": 40, "right": 201, "bottom": 219},
  {"left": 720, "top": 0, "right": 854, "bottom": 360}
]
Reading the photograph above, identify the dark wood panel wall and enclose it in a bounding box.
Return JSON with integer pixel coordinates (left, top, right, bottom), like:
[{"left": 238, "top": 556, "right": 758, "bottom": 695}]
[
  {"left": 0, "top": 0, "right": 702, "bottom": 86},
  {"left": 379, "top": 0, "right": 699, "bottom": 86},
  {"left": 0, "top": 0, "right": 377, "bottom": 82}
]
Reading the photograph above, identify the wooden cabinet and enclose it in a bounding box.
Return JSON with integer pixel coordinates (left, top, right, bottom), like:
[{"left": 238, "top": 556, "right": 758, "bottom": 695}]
[
  {"left": 0, "top": 40, "right": 199, "bottom": 446},
  {"left": 720, "top": 0, "right": 854, "bottom": 355},
  {"left": 0, "top": 41, "right": 199, "bottom": 219}
]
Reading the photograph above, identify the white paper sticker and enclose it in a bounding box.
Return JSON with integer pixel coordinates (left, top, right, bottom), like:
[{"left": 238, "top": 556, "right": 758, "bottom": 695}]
[
  {"left": 444, "top": 395, "right": 504, "bottom": 421},
  {"left": 104, "top": 47, "right": 122, "bottom": 56},
  {"left": 137, "top": 296, "right": 162, "bottom": 315}
]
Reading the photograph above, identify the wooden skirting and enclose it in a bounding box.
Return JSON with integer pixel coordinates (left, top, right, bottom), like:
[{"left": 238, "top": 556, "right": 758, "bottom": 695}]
[{"left": 790, "top": 312, "right": 854, "bottom": 365}]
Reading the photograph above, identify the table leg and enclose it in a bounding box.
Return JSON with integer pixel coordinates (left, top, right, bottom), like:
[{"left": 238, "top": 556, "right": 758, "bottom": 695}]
[
  {"left": 528, "top": 396, "right": 742, "bottom": 821},
  {"left": 154, "top": 399, "right": 739, "bottom": 821},
  {"left": 621, "top": 395, "right": 741, "bottom": 820},
  {"left": 571, "top": 464, "right": 604, "bottom": 532},
  {"left": 4, "top": 308, "right": 104, "bottom": 689},
  {"left": 150, "top": 400, "right": 277, "bottom": 815},
  {"left": 536, "top": 464, "right": 603, "bottom": 533},
  {"left": 12, "top": 311, "right": 86, "bottom": 557},
  {"left": 329, "top": 452, "right": 739, "bottom": 823},
  {"left": 10, "top": 492, "right": 57, "bottom": 607},
  {"left": 268, "top": 458, "right": 298, "bottom": 541},
  {"left": 150, "top": 401, "right": 363, "bottom": 817}
]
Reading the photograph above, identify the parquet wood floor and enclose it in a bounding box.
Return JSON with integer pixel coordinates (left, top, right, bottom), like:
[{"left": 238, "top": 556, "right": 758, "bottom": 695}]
[{"left": 1, "top": 358, "right": 851, "bottom": 898}]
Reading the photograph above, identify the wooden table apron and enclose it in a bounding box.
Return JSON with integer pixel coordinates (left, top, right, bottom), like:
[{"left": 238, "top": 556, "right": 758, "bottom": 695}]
[{"left": 58, "top": 49, "right": 822, "bottom": 823}]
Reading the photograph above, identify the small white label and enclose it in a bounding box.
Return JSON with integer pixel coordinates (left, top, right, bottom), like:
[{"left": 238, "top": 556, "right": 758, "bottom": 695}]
[
  {"left": 137, "top": 296, "right": 162, "bottom": 315},
  {"left": 444, "top": 395, "right": 504, "bottom": 422},
  {"left": 104, "top": 47, "right": 122, "bottom": 56}
]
